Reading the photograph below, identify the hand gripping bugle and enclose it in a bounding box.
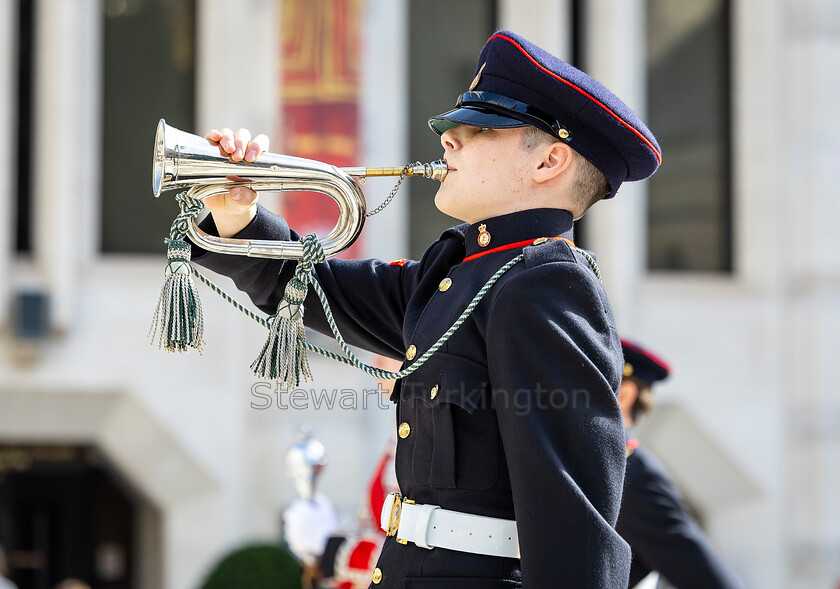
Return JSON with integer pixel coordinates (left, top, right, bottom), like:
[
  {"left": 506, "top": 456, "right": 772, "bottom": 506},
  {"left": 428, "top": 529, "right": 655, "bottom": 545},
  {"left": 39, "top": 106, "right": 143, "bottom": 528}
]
[{"left": 152, "top": 119, "right": 447, "bottom": 259}]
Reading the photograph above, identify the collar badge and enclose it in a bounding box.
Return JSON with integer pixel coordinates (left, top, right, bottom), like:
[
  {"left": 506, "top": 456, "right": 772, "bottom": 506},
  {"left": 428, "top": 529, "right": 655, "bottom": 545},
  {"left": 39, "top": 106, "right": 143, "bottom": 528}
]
[{"left": 477, "top": 224, "right": 492, "bottom": 247}]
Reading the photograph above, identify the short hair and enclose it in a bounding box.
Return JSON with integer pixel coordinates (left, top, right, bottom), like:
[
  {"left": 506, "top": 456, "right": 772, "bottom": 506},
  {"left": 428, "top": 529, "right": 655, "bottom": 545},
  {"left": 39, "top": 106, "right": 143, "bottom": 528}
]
[{"left": 521, "top": 126, "right": 610, "bottom": 216}]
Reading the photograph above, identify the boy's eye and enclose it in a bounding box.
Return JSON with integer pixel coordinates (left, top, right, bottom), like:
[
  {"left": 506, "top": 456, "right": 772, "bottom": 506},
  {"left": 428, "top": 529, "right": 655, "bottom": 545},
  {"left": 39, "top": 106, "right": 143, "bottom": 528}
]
[{"left": 479, "top": 127, "right": 491, "bottom": 132}]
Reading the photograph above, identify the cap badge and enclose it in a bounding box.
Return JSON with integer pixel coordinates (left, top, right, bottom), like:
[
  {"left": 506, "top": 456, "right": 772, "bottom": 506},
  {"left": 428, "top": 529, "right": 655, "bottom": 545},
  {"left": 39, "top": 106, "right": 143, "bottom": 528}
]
[
  {"left": 477, "top": 224, "right": 491, "bottom": 247},
  {"left": 469, "top": 62, "right": 487, "bottom": 91}
]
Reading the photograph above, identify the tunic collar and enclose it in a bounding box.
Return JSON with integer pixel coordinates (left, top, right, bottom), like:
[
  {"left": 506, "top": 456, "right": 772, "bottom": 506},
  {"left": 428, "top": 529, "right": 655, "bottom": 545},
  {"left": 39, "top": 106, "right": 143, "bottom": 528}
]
[{"left": 463, "top": 208, "right": 575, "bottom": 260}]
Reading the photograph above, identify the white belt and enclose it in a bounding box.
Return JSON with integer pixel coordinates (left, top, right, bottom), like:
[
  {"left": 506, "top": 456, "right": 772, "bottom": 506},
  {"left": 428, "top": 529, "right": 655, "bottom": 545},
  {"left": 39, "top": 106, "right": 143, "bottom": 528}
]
[{"left": 380, "top": 492, "right": 520, "bottom": 559}]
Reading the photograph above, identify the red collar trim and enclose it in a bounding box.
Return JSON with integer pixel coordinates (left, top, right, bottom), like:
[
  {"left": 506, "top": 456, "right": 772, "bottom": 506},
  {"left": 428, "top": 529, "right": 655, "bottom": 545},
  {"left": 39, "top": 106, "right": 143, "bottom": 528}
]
[{"left": 463, "top": 236, "right": 575, "bottom": 263}]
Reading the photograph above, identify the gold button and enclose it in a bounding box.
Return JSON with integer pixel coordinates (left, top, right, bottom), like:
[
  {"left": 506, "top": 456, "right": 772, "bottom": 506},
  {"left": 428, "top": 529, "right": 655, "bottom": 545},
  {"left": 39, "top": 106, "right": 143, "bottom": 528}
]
[
  {"left": 430, "top": 385, "right": 439, "bottom": 400},
  {"left": 532, "top": 237, "right": 548, "bottom": 245},
  {"left": 558, "top": 128, "right": 570, "bottom": 140},
  {"left": 398, "top": 422, "right": 411, "bottom": 438},
  {"left": 438, "top": 277, "right": 453, "bottom": 292},
  {"left": 406, "top": 345, "right": 417, "bottom": 360},
  {"left": 372, "top": 567, "right": 383, "bottom": 584}
]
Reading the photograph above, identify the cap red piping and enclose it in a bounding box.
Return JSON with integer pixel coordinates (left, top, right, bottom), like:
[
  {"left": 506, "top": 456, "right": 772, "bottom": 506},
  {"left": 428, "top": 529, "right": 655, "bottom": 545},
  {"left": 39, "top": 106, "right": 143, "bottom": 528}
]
[
  {"left": 620, "top": 338, "right": 671, "bottom": 373},
  {"left": 491, "top": 33, "right": 663, "bottom": 166}
]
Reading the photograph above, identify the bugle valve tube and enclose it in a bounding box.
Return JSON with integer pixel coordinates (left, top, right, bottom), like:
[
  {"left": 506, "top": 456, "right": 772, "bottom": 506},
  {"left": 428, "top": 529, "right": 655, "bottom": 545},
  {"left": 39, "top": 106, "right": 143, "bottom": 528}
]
[{"left": 343, "top": 161, "right": 448, "bottom": 182}]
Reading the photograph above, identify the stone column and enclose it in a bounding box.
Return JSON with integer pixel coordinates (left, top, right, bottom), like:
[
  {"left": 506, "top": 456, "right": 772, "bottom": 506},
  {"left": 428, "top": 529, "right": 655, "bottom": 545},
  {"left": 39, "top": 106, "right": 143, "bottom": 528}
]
[
  {"left": 497, "top": 0, "right": 573, "bottom": 62},
  {"left": 780, "top": 0, "right": 840, "bottom": 586},
  {"left": 32, "top": 0, "right": 100, "bottom": 330},
  {"left": 0, "top": 0, "right": 14, "bottom": 328},
  {"left": 579, "top": 0, "right": 647, "bottom": 330}
]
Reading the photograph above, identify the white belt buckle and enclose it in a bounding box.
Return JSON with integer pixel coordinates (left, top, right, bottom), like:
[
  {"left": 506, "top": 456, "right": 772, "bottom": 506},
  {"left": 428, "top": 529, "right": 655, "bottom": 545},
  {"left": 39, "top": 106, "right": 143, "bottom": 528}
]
[
  {"left": 394, "top": 496, "right": 416, "bottom": 545},
  {"left": 382, "top": 491, "right": 402, "bottom": 538},
  {"left": 380, "top": 492, "right": 426, "bottom": 547}
]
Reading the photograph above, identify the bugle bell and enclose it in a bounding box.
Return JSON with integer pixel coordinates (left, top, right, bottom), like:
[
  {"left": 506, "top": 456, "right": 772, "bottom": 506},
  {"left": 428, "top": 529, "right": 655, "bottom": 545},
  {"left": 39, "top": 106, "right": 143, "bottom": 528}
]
[{"left": 152, "top": 119, "right": 447, "bottom": 260}]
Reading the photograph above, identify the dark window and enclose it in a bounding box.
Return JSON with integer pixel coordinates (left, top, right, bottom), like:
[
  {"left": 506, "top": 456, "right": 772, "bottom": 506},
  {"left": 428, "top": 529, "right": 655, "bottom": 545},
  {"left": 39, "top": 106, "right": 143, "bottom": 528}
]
[
  {"left": 407, "top": 0, "right": 496, "bottom": 258},
  {"left": 101, "top": 0, "right": 196, "bottom": 254},
  {"left": 569, "top": 0, "right": 589, "bottom": 249},
  {"left": 569, "top": 0, "right": 586, "bottom": 70},
  {"left": 0, "top": 445, "right": 138, "bottom": 589},
  {"left": 646, "top": 0, "right": 732, "bottom": 272},
  {"left": 15, "top": 0, "right": 35, "bottom": 254}
]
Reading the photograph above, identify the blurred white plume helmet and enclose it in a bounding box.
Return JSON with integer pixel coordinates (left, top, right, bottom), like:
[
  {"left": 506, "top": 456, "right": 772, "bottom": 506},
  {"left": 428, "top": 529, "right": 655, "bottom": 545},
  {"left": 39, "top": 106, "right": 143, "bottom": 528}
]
[{"left": 285, "top": 423, "right": 327, "bottom": 500}]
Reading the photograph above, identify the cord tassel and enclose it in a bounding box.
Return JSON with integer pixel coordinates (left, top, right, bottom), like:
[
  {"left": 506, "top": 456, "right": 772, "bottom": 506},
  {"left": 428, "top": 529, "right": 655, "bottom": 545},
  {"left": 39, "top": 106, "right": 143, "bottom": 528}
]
[
  {"left": 251, "top": 234, "right": 324, "bottom": 386},
  {"left": 148, "top": 239, "right": 205, "bottom": 353},
  {"left": 148, "top": 192, "right": 206, "bottom": 353}
]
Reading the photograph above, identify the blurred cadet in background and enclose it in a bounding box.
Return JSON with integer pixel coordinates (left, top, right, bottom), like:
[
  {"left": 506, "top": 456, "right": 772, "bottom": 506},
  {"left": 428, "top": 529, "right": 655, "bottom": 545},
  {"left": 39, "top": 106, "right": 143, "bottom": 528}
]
[
  {"left": 282, "top": 427, "right": 338, "bottom": 587},
  {"left": 617, "top": 339, "right": 741, "bottom": 589},
  {"left": 284, "top": 437, "right": 398, "bottom": 589},
  {"left": 317, "top": 444, "right": 395, "bottom": 589}
]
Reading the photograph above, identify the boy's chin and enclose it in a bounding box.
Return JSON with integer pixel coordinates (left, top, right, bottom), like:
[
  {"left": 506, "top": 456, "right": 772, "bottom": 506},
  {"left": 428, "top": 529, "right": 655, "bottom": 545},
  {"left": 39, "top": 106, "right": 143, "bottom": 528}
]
[
  {"left": 432, "top": 189, "right": 446, "bottom": 210},
  {"left": 433, "top": 193, "right": 466, "bottom": 223}
]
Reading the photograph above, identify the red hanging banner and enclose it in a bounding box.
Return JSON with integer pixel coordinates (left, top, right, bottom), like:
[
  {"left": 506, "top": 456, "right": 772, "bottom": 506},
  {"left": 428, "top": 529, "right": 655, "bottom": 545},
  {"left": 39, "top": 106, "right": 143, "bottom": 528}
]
[{"left": 279, "top": 0, "right": 363, "bottom": 257}]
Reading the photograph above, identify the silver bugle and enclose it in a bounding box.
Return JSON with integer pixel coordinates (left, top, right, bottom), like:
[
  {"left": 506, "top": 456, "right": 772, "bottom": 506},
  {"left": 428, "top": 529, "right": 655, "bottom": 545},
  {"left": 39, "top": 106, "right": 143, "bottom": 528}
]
[{"left": 152, "top": 119, "right": 447, "bottom": 260}]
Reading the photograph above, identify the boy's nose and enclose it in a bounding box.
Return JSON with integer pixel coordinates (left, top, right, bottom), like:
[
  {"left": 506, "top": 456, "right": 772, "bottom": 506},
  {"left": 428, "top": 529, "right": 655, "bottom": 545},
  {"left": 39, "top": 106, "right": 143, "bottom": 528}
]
[{"left": 440, "top": 128, "right": 461, "bottom": 151}]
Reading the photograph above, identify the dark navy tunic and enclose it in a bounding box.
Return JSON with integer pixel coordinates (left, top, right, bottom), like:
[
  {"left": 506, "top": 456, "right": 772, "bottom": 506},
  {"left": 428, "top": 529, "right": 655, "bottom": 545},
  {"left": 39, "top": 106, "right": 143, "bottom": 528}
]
[
  {"left": 617, "top": 444, "right": 741, "bottom": 589},
  {"left": 193, "top": 205, "right": 631, "bottom": 588}
]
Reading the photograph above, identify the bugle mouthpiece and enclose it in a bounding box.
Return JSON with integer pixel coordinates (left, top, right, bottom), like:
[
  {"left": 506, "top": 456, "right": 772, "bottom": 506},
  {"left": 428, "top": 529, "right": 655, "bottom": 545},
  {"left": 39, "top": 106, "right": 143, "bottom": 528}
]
[{"left": 406, "top": 160, "right": 448, "bottom": 182}]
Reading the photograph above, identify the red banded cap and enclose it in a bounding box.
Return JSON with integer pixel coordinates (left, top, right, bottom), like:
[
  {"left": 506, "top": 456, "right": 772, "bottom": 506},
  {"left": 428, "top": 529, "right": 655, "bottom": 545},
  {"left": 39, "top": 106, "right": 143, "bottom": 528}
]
[
  {"left": 621, "top": 338, "right": 671, "bottom": 385},
  {"left": 429, "top": 30, "right": 662, "bottom": 199}
]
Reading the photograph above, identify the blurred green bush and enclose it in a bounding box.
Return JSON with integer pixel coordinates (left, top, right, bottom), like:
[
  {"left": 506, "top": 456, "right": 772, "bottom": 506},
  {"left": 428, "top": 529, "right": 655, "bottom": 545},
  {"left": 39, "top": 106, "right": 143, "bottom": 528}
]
[{"left": 199, "top": 543, "right": 303, "bottom": 589}]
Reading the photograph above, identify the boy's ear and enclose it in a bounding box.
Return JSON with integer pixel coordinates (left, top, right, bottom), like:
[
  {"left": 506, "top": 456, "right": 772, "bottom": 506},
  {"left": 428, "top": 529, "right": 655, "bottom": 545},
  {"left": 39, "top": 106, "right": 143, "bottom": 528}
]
[{"left": 534, "top": 142, "right": 575, "bottom": 184}]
